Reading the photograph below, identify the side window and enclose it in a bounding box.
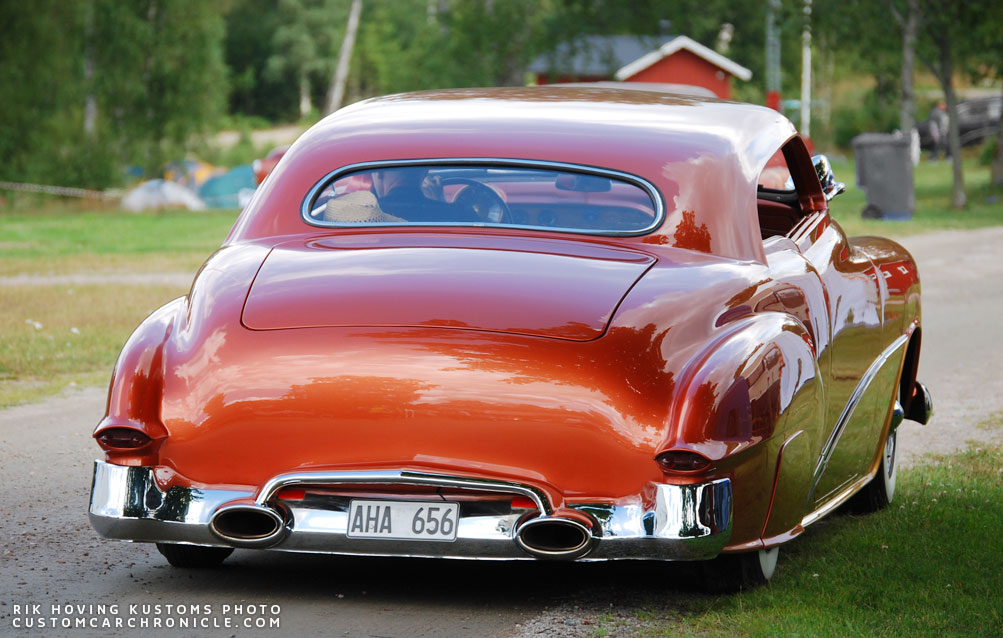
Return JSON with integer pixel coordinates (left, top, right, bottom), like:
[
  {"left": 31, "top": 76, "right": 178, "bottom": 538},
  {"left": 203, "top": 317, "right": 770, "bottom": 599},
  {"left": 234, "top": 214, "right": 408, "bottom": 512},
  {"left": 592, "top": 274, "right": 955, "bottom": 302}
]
[{"left": 756, "top": 147, "right": 802, "bottom": 241}]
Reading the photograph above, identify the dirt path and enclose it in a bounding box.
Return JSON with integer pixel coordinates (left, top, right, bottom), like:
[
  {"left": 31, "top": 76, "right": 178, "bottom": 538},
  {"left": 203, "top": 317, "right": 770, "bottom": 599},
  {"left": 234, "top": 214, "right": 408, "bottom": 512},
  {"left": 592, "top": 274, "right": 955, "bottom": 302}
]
[
  {"left": 893, "top": 226, "right": 1003, "bottom": 464},
  {"left": 1, "top": 227, "right": 1001, "bottom": 637},
  {"left": 0, "top": 273, "right": 193, "bottom": 287},
  {"left": 0, "top": 386, "right": 551, "bottom": 637}
]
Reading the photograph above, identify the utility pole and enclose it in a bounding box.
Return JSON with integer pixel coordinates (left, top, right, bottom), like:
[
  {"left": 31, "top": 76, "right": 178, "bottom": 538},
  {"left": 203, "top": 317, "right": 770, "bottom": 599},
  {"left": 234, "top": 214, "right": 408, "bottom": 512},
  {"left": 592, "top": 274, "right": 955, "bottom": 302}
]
[
  {"left": 766, "top": 0, "right": 782, "bottom": 112},
  {"left": 801, "top": 0, "right": 812, "bottom": 137}
]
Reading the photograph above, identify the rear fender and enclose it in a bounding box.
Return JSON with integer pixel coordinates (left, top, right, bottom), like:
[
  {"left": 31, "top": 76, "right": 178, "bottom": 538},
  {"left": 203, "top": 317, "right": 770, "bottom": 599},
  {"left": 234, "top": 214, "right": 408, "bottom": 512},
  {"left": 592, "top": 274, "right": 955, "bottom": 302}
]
[
  {"left": 95, "top": 299, "right": 183, "bottom": 464},
  {"left": 661, "top": 313, "right": 824, "bottom": 547},
  {"left": 663, "top": 313, "right": 822, "bottom": 461}
]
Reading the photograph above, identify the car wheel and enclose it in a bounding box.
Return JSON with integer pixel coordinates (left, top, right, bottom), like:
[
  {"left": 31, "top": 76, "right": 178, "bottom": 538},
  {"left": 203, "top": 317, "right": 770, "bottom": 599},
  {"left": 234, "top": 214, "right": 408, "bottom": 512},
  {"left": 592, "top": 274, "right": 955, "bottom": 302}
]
[
  {"left": 156, "top": 543, "right": 233, "bottom": 568},
  {"left": 698, "top": 546, "right": 779, "bottom": 593},
  {"left": 851, "top": 429, "right": 897, "bottom": 513}
]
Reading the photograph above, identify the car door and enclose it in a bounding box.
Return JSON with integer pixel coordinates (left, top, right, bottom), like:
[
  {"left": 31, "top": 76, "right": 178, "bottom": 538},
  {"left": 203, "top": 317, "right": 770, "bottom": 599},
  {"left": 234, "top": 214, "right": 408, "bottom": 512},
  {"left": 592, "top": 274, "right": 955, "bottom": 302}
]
[
  {"left": 791, "top": 211, "right": 886, "bottom": 507},
  {"left": 757, "top": 139, "right": 890, "bottom": 512}
]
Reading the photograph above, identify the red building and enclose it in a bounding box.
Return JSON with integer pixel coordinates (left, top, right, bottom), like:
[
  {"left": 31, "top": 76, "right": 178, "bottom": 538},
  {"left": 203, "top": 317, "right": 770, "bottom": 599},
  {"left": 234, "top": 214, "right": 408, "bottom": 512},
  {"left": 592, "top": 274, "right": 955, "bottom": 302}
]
[{"left": 529, "top": 35, "right": 751, "bottom": 100}]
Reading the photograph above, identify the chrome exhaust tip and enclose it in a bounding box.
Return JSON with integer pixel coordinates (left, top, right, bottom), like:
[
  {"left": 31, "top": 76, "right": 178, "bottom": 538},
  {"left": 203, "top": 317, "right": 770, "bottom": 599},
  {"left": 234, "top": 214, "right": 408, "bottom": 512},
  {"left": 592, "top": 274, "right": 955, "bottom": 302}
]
[
  {"left": 906, "top": 381, "right": 933, "bottom": 425},
  {"left": 209, "top": 504, "right": 287, "bottom": 547},
  {"left": 515, "top": 517, "right": 595, "bottom": 560}
]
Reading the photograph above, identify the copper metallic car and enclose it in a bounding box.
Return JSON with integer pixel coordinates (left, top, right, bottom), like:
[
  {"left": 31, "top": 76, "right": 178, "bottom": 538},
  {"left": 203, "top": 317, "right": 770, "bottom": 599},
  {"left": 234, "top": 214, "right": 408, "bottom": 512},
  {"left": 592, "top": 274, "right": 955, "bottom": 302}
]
[{"left": 88, "top": 88, "right": 931, "bottom": 590}]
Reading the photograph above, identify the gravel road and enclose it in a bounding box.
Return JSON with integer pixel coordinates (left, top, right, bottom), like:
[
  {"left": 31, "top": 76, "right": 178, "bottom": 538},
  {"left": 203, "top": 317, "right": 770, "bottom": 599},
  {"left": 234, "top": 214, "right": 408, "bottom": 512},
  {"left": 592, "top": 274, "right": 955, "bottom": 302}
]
[
  {"left": 0, "top": 273, "right": 194, "bottom": 287},
  {"left": 893, "top": 226, "right": 1003, "bottom": 463},
  {"left": 1, "top": 227, "right": 1000, "bottom": 637}
]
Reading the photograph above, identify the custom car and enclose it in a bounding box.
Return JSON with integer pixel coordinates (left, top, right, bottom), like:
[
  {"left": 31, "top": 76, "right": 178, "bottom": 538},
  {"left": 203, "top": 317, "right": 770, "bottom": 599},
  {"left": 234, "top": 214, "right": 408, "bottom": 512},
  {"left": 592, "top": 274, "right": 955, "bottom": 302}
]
[{"left": 89, "top": 87, "right": 932, "bottom": 590}]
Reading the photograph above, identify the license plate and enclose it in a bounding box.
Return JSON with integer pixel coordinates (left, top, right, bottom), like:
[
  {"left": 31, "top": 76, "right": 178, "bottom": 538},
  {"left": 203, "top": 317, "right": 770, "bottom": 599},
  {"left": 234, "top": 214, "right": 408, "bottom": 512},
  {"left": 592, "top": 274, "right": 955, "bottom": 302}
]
[{"left": 346, "top": 500, "right": 459, "bottom": 541}]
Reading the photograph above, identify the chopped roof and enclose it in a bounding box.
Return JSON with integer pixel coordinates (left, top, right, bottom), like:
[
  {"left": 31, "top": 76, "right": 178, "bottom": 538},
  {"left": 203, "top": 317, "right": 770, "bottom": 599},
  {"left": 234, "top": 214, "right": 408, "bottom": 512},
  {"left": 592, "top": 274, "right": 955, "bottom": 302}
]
[
  {"left": 234, "top": 87, "right": 798, "bottom": 264},
  {"left": 303, "top": 87, "right": 790, "bottom": 173}
]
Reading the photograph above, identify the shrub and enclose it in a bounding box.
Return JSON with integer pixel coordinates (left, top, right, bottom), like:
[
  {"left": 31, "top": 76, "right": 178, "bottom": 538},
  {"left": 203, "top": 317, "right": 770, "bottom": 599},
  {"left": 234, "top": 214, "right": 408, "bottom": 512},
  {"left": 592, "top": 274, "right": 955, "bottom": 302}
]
[{"left": 832, "top": 89, "right": 900, "bottom": 148}]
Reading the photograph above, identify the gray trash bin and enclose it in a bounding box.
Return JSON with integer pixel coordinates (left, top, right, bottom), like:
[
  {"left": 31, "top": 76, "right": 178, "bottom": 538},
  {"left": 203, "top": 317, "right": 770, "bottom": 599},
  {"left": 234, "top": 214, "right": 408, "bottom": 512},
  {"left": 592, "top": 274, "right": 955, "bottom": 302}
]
[{"left": 851, "top": 132, "right": 915, "bottom": 220}]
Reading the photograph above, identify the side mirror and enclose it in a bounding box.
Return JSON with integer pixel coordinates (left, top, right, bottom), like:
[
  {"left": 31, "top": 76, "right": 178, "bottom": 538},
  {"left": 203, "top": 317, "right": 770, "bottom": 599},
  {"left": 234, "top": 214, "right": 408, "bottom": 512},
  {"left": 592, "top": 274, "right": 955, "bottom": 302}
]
[{"left": 813, "top": 154, "right": 846, "bottom": 201}]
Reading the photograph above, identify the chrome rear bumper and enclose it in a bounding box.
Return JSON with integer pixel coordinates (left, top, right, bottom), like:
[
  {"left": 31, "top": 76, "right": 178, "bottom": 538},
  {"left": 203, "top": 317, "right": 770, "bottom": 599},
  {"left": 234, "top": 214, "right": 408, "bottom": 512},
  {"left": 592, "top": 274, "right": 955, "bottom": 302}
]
[{"left": 88, "top": 460, "right": 732, "bottom": 561}]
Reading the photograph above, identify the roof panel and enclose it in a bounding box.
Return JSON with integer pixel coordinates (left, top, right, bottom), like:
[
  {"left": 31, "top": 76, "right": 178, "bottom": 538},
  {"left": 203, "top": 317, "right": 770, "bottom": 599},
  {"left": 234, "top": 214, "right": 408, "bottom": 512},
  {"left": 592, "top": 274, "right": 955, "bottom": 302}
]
[{"left": 235, "top": 87, "right": 796, "bottom": 264}]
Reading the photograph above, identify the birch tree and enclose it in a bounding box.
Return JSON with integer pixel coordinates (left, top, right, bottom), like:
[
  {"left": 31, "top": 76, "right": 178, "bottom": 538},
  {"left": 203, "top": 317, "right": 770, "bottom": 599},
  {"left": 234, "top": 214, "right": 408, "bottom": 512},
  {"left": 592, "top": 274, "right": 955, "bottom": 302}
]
[{"left": 324, "top": 0, "right": 363, "bottom": 114}]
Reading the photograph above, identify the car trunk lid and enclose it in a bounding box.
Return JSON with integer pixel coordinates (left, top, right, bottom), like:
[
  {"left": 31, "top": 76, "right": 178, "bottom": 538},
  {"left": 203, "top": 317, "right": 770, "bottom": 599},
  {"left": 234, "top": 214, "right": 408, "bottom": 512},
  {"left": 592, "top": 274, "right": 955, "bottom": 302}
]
[{"left": 241, "top": 239, "right": 654, "bottom": 341}]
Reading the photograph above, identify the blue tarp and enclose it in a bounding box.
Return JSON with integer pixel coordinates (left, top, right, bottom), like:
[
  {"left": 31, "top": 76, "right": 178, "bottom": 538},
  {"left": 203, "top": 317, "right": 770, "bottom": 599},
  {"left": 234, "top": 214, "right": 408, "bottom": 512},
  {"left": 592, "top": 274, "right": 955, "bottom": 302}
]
[{"left": 198, "top": 165, "right": 257, "bottom": 209}]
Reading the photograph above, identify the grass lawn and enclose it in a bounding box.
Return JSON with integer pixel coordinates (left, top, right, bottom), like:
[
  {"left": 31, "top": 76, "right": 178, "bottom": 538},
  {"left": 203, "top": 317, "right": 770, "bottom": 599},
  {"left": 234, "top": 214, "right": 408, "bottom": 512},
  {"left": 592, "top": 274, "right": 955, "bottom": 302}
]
[
  {"left": 830, "top": 157, "right": 1003, "bottom": 238},
  {"left": 0, "top": 206, "right": 238, "bottom": 276},
  {"left": 0, "top": 284, "right": 192, "bottom": 406},
  {"left": 0, "top": 205, "right": 239, "bottom": 405},
  {"left": 593, "top": 416, "right": 1003, "bottom": 637}
]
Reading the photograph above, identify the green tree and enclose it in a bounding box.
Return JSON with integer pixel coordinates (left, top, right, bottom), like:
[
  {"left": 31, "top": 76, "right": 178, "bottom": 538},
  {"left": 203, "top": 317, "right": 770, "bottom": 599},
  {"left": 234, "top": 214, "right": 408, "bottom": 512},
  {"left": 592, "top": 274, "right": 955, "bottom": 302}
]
[
  {"left": 93, "top": 0, "right": 228, "bottom": 176},
  {"left": 0, "top": 0, "right": 227, "bottom": 187},
  {"left": 324, "top": 0, "right": 363, "bottom": 113},
  {"left": 958, "top": 1, "right": 1003, "bottom": 185},
  {"left": 912, "top": 0, "right": 1003, "bottom": 208},
  {"left": 266, "top": 0, "right": 348, "bottom": 118},
  {"left": 814, "top": 0, "right": 904, "bottom": 139},
  {"left": 224, "top": 0, "right": 294, "bottom": 120},
  {"left": 354, "top": 0, "right": 555, "bottom": 96},
  {"left": 914, "top": 0, "right": 966, "bottom": 208},
  {"left": 0, "top": 2, "right": 104, "bottom": 186}
]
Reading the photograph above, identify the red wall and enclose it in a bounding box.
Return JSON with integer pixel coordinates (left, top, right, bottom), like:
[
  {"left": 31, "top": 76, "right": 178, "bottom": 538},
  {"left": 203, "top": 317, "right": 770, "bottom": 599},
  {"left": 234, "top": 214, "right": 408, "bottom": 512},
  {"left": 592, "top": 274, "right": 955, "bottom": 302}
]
[{"left": 625, "top": 49, "right": 732, "bottom": 99}]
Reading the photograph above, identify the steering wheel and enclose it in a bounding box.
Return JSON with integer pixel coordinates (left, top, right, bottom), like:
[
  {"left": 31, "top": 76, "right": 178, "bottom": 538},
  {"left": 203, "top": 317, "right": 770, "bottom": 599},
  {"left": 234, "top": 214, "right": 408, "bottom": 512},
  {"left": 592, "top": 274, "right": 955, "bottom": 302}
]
[{"left": 442, "top": 178, "right": 511, "bottom": 224}]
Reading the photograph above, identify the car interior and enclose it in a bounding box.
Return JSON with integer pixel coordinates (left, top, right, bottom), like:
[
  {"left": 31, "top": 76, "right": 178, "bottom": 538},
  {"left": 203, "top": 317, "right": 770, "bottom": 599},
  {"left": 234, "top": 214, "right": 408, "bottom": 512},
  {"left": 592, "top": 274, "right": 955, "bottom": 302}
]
[
  {"left": 309, "top": 154, "right": 820, "bottom": 243},
  {"left": 756, "top": 187, "right": 802, "bottom": 240},
  {"left": 756, "top": 145, "right": 805, "bottom": 241},
  {"left": 308, "top": 165, "right": 659, "bottom": 234}
]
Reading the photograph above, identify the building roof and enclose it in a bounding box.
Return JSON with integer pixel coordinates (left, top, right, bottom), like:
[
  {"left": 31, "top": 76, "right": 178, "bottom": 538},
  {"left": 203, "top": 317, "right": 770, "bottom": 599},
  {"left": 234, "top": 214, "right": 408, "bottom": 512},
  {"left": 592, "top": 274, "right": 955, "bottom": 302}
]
[
  {"left": 615, "top": 35, "right": 752, "bottom": 82},
  {"left": 561, "top": 81, "right": 717, "bottom": 98},
  {"left": 527, "top": 35, "right": 665, "bottom": 77},
  {"left": 529, "top": 35, "right": 752, "bottom": 82}
]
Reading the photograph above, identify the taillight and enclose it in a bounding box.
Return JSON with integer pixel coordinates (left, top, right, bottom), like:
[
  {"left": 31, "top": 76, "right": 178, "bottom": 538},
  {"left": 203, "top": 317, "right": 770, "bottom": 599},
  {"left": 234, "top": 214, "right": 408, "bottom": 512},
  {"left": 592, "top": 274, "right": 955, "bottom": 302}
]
[
  {"left": 96, "top": 428, "right": 152, "bottom": 450},
  {"left": 655, "top": 450, "right": 711, "bottom": 473},
  {"left": 511, "top": 496, "right": 537, "bottom": 510}
]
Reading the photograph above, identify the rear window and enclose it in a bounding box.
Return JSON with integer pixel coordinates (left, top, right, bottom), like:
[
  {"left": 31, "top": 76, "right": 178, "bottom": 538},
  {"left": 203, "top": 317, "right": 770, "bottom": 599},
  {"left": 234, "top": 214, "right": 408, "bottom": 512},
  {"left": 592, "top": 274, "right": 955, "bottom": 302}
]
[{"left": 302, "top": 162, "right": 662, "bottom": 235}]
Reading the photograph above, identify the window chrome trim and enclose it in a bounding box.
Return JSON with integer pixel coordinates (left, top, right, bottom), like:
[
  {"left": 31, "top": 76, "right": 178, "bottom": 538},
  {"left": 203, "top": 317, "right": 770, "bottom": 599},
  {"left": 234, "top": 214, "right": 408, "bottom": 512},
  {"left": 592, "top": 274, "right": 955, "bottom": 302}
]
[{"left": 299, "top": 158, "right": 665, "bottom": 238}]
